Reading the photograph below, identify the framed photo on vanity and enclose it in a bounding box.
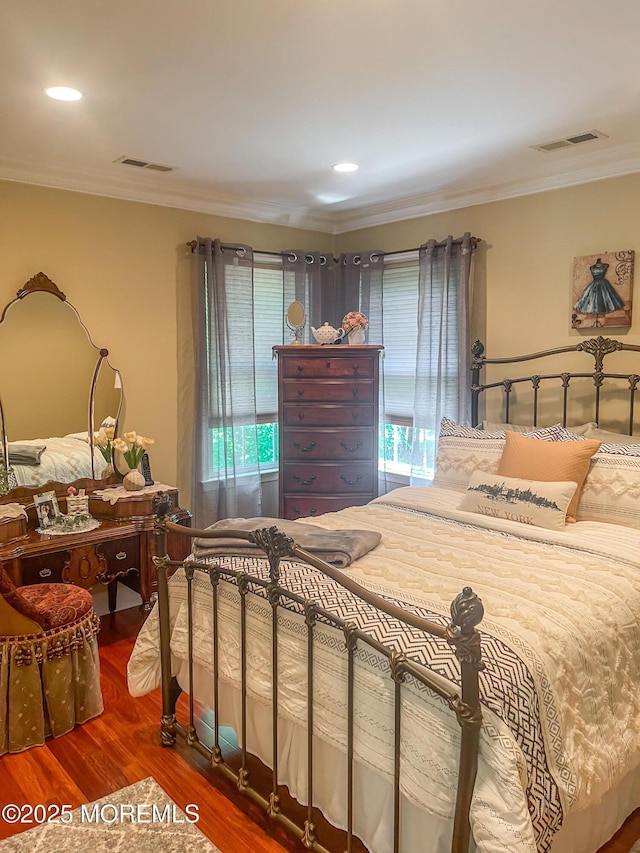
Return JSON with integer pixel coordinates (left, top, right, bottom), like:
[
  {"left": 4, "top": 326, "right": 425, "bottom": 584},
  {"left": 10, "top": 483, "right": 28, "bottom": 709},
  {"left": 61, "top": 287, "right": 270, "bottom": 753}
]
[{"left": 34, "top": 490, "right": 61, "bottom": 529}]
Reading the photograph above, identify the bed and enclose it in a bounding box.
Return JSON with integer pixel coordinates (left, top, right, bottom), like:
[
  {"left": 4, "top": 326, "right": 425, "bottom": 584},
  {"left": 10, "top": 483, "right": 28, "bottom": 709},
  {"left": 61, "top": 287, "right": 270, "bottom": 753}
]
[
  {"left": 127, "top": 335, "right": 640, "bottom": 853},
  {"left": 7, "top": 435, "right": 109, "bottom": 488}
]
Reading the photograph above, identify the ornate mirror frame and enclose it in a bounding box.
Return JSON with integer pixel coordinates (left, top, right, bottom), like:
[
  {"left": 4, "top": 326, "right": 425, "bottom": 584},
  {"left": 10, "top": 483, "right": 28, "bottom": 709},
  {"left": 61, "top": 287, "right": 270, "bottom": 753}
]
[{"left": 0, "top": 272, "right": 123, "bottom": 501}]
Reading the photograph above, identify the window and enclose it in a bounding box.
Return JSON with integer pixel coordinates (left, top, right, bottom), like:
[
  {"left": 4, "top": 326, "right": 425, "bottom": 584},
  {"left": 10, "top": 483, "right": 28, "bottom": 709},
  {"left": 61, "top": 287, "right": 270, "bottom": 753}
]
[
  {"left": 368, "top": 255, "right": 435, "bottom": 480},
  {"left": 207, "top": 255, "right": 287, "bottom": 476}
]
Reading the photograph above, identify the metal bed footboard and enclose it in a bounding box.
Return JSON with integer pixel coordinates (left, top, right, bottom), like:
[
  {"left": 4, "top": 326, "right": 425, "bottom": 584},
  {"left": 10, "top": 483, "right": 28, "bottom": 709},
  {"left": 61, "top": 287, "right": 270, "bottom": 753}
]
[{"left": 152, "top": 496, "right": 484, "bottom": 853}]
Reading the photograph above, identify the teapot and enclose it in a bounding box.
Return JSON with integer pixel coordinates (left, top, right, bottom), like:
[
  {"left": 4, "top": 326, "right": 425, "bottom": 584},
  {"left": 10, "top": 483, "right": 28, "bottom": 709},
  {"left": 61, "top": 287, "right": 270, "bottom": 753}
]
[{"left": 311, "top": 322, "right": 346, "bottom": 345}]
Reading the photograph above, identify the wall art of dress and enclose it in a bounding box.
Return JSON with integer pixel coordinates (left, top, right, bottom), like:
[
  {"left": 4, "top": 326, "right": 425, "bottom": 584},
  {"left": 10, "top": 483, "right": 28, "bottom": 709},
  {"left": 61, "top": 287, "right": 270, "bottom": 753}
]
[{"left": 571, "top": 250, "right": 634, "bottom": 329}]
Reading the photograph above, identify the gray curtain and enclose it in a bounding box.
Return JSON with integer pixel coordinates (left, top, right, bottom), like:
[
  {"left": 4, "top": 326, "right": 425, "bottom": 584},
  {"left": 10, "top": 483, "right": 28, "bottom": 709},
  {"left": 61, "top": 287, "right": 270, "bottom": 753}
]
[
  {"left": 283, "top": 251, "right": 335, "bottom": 343},
  {"left": 411, "top": 233, "right": 473, "bottom": 477},
  {"left": 191, "top": 237, "right": 263, "bottom": 527},
  {"left": 190, "top": 235, "right": 472, "bottom": 522},
  {"left": 324, "top": 252, "right": 382, "bottom": 329}
]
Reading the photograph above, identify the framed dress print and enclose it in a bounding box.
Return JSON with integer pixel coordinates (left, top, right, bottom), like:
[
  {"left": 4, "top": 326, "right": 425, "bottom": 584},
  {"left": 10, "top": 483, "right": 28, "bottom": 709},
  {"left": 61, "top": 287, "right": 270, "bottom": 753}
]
[{"left": 571, "top": 250, "right": 634, "bottom": 329}]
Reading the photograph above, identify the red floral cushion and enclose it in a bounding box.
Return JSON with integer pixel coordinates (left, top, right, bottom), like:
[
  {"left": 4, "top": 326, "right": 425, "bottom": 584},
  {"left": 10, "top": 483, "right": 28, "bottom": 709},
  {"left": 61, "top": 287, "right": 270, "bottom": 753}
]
[
  {"left": 16, "top": 584, "right": 94, "bottom": 631},
  {"left": 0, "top": 565, "right": 51, "bottom": 628}
]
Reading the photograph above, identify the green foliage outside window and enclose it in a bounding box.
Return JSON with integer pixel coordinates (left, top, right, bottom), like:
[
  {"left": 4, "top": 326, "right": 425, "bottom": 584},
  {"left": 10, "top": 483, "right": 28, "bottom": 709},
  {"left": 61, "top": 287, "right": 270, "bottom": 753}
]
[
  {"left": 210, "top": 421, "right": 433, "bottom": 477},
  {"left": 211, "top": 423, "right": 279, "bottom": 471}
]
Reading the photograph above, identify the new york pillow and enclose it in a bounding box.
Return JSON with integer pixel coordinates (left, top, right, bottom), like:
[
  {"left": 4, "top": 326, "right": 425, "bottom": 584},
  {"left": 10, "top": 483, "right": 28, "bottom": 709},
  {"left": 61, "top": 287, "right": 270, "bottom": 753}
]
[{"left": 459, "top": 471, "right": 578, "bottom": 531}]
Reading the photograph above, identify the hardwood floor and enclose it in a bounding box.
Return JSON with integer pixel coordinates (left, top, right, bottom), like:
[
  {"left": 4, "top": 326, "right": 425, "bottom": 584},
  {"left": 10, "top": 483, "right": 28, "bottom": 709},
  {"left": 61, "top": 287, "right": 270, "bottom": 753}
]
[{"left": 0, "top": 606, "right": 638, "bottom": 853}]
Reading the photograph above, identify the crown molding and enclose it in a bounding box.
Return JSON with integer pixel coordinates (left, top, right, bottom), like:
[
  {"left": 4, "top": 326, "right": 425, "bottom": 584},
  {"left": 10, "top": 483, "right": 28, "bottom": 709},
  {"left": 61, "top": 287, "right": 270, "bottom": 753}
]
[
  {"left": 329, "top": 141, "right": 640, "bottom": 233},
  {"left": 0, "top": 158, "right": 336, "bottom": 234},
  {"left": 2, "top": 141, "right": 640, "bottom": 237}
]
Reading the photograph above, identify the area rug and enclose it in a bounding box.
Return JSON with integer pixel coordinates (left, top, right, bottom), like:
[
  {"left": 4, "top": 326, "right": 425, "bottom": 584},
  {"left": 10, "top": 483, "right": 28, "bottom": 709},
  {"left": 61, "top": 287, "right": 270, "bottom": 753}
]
[{"left": 0, "top": 777, "right": 221, "bottom": 852}]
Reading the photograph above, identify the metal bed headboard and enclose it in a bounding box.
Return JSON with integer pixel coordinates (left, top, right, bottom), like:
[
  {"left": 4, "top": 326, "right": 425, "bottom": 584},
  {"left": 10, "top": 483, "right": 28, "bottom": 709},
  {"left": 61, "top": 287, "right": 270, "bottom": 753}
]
[{"left": 471, "top": 335, "right": 640, "bottom": 433}]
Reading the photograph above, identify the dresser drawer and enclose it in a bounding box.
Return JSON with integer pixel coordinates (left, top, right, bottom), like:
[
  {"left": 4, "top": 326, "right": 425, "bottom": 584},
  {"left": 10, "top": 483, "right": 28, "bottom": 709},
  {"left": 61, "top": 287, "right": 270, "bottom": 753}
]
[
  {"left": 283, "top": 462, "right": 374, "bottom": 493},
  {"left": 98, "top": 535, "right": 140, "bottom": 576},
  {"left": 283, "top": 429, "right": 375, "bottom": 460},
  {"left": 283, "top": 405, "right": 374, "bottom": 427},
  {"left": 283, "top": 380, "right": 374, "bottom": 403},
  {"left": 21, "top": 552, "right": 68, "bottom": 585},
  {"left": 282, "top": 356, "right": 375, "bottom": 379},
  {"left": 283, "top": 495, "right": 372, "bottom": 520}
]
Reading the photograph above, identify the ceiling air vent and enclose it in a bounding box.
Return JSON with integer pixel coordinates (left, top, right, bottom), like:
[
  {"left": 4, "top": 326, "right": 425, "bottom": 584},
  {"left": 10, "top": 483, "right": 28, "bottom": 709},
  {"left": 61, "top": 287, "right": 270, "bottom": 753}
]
[
  {"left": 532, "top": 129, "right": 608, "bottom": 153},
  {"left": 115, "top": 156, "right": 175, "bottom": 172}
]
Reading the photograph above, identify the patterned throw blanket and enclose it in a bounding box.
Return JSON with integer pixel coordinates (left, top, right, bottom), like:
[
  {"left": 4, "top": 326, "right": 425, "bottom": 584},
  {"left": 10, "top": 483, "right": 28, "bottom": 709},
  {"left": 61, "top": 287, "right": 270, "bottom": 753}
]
[{"left": 191, "top": 554, "right": 561, "bottom": 853}]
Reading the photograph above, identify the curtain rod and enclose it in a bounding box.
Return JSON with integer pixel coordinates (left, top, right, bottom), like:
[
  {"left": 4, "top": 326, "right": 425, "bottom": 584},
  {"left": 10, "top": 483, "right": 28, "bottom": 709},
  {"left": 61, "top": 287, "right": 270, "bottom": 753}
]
[{"left": 187, "top": 236, "right": 481, "bottom": 257}]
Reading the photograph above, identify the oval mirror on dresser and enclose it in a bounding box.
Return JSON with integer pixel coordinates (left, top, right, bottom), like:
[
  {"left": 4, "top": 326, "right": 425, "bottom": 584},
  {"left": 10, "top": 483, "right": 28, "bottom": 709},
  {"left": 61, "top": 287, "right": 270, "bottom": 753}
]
[{"left": 0, "top": 271, "right": 123, "bottom": 497}]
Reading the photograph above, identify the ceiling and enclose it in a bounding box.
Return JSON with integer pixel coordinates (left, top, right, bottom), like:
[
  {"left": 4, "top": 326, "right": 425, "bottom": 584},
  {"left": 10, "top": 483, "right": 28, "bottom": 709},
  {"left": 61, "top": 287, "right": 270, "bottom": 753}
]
[{"left": 2, "top": 1, "right": 640, "bottom": 234}]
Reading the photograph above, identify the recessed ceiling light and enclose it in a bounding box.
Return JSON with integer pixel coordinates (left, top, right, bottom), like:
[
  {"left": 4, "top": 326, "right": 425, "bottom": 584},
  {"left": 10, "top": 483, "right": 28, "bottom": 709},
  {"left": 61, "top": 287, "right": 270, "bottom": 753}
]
[
  {"left": 332, "top": 162, "right": 359, "bottom": 173},
  {"left": 44, "top": 86, "right": 83, "bottom": 102}
]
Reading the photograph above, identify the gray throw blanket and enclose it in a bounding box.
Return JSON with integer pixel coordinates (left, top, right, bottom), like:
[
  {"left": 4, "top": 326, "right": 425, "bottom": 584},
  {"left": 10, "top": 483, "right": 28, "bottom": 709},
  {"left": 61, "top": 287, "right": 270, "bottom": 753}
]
[
  {"left": 8, "top": 444, "right": 46, "bottom": 465},
  {"left": 193, "top": 517, "right": 381, "bottom": 568}
]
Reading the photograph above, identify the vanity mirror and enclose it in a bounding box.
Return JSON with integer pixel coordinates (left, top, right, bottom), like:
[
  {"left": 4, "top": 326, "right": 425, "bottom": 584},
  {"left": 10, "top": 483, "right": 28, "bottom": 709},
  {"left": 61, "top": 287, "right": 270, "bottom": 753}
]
[
  {"left": 0, "top": 272, "right": 123, "bottom": 496},
  {"left": 286, "top": 300, "right": 306, "bottom": 345}
]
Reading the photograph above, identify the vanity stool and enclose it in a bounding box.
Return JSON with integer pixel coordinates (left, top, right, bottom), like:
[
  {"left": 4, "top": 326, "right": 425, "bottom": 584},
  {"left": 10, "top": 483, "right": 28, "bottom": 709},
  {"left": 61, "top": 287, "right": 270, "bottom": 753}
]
[{"left": 0, "top": 565, "right": 103, "bottom": 755}]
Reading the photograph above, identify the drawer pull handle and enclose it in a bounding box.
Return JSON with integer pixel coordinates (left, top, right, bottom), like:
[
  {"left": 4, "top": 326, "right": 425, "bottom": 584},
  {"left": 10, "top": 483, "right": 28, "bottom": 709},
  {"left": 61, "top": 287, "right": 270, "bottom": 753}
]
[
  {"left": 39, "top": 568, "right": 52, "bottom": 578},
  {"left": 293, "top": 507, "right": 317, "bottom": 516},
  {"left": 352, "top": 388, "right": 359, "bottom": 397},
  {"left": 115, "top": 551, "right": 128, "bottom": 560},
  {"left": 351, "top": 412, "right": 360, "bottom": 421},
  {"left": 293, "top": 441, "right": 316, "bottom": 453},
  {"left": 352, "top": 365, "right": 360, "bottom": 374},
  {"left": 297, "top": 389, "right": 305, "bottom": 396},
  {"left": 293, "top": 474, "right": 317, "bottom": 486},
  {"left": 297, "top": 412, "right": 305, "bottom": 421},
  {"left": 340, "top": 474, "right": 362, "bottom": 486},
  {"left": 297, "top": 365, "right": 304, "bottom": 372},
  {"left": 325, "top": 362, "right": 331, "bottom": 369},
  {"left": 340, "top": 440, "right": 363, "bottom": 453}
]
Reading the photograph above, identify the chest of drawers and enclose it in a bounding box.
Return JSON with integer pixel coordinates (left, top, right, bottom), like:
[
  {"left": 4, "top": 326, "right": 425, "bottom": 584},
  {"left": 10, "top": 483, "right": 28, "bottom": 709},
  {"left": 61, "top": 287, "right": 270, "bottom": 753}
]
[{"left": 273, "top": 345, "right": 383, "bottom": 520}]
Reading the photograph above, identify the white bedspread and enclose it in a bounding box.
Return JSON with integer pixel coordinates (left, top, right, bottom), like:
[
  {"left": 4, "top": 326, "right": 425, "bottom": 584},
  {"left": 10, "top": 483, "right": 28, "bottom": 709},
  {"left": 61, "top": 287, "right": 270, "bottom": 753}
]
[
  {"left": 127, "top": 486, "right": 640, "bottom": 853},
  {"left": 10, "top": 436, "right": 107, "bottom": 486}
]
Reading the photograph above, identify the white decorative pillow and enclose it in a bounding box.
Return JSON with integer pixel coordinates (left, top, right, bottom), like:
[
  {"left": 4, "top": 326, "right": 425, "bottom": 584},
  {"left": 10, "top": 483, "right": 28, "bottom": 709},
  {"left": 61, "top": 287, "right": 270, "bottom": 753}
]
[
  {"left": 441, "top": 418, "right": 504, "bottom": 439},
  {"left": 577, "top": 446, "right": 640, "bottom": 528},
  {"left": 433, "top": 433, "right": 505, "bottom": 492},
  {"left": 433, "top": 419, "right": 588, "bottom": 493},
  {"left": 459, "top": 472, "right": 577, "bottom": 531},
  {"left": 583, "top": 425, "right": 640, "bottom": 445},
  {"left": 482, "top": 420, "right": 596, "bottom": 436}
]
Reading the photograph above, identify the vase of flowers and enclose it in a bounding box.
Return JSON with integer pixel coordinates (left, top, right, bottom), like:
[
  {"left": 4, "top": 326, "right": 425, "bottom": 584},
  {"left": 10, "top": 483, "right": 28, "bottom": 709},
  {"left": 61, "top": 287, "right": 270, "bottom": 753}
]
[
  {"left": 342, "top": 311, "right": 368, "bottom": 345},
  {"left": 112, "top": 431, "right": 155, "bottom": 491},
  {"left": 93, "top": 426, "right": 115, "bottom": 476}
]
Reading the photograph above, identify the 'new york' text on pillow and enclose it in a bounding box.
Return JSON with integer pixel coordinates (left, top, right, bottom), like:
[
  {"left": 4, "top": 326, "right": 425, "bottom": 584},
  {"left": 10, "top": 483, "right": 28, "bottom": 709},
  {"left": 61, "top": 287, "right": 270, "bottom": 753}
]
[{"left": 459, "top": 471, "right": 578, "bottom": 531}]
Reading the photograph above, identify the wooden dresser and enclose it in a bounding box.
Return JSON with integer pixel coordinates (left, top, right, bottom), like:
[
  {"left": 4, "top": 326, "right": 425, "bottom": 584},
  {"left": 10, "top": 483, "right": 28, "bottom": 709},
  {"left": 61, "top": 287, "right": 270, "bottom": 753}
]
[
  {"left": 273, "top": 345, "right": 383, "bottom": 520},
  {"left": 0, "top": 485, "right": 191, "bottom": 611}
]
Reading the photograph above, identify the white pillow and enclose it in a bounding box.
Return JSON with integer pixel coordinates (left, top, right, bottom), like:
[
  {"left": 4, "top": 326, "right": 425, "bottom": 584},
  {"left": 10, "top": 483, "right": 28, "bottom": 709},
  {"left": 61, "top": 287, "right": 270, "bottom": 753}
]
[
  {"left": 583, "top": 425, "right": 640, "bottom": 444},
  {"left": 459, "top": 471, "right": 577, "bottom": 531},
  {"left": 577, "top": 445, "right": 640, "bottom": 529},
  {"left": 433, "top": 419, "right": 589, "bottom": 493},
  {"left": 65, "top": 431, "right": 90, "bottom": 441},
  {"left": 482, "top": 420, "right": 596, "bottom": 436}
]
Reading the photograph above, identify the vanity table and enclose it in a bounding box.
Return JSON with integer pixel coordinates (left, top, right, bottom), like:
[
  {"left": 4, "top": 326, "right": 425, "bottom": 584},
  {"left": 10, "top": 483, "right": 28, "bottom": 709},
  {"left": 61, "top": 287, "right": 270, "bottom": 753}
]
[
  {"left": 0, "top": 272, "right": 191, "bottom": 610},
  {"left": 0, "top": 484, "right": 190, "bottom": 610}
]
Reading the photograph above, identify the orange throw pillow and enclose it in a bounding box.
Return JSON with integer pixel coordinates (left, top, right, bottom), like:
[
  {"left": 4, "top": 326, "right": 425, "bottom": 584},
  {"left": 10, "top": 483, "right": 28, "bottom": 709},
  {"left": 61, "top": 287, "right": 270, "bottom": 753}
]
[{"left": 497, "top": 432, "right": 601, "bottom": 521}]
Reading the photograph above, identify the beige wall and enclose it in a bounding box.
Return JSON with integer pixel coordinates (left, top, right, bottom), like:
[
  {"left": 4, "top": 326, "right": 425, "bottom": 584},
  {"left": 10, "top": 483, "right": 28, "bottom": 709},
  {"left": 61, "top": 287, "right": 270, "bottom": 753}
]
[
  {"left": 0, "top": 180, "right": 332, "bottom": 501},
  {"left": 338, "top": 174, "right": 640, "bottom": 358},
  {"left": 2, "top": 174, "right": 639, "bottom": 504},
  {"left": 339, "top": 175, "right": 640, "bottom": 430}
]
